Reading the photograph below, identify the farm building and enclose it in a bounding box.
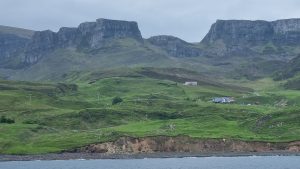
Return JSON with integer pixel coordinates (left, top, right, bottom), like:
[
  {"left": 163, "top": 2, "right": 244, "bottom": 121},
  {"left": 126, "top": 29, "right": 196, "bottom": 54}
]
[
  {"left": 212, "top": 97, "right": 235, "bottom": 103},
  {"left": 184, "top": 81, "right": 198, "bottom": 86}
]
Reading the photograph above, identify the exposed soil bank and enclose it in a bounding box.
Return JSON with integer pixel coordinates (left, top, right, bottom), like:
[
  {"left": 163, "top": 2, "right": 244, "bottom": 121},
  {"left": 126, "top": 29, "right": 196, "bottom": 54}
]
[
  {"left": 1, "top": 136, "right": 300, "bottom": 161},
  {"left": 74, "top": 136, "right": 300, "bottom": 154}
]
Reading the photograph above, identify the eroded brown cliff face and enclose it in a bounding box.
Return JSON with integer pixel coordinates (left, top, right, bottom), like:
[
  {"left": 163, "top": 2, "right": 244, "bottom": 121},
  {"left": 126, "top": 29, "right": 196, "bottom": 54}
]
[{"left": 74, "top": 136, "right": 300, "bottom": 154}]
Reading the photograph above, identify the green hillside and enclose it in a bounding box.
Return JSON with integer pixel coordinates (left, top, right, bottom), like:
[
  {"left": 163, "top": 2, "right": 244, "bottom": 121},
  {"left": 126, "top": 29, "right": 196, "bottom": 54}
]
[
  {"left": 274, "top": 55, "right": 300, "bottom": 81},
  {"left": 0, "top": 25, "right": 34, "bottom": 39},
  {"left": 0, "top": 68, "right": 299, "bottom": 154},
  {"left": 9, "top": 39, "right": 190, "bottom": 81},
  {"left": 273, "top": 55, "right": 300, "bottom": 90}
]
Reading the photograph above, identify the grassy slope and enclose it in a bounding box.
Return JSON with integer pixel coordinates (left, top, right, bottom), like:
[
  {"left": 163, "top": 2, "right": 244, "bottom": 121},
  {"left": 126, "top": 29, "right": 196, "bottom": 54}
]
[
  {"left": 9, "top": 38, "right": 185, "bottom": 81},
  {"left": 0, "top": 69, "right": 300, "bottom": 154},
  {"left": 273, "top": 55, "right": 300, "bottom": 89},
  {"left": 7, "top": 38, "right": 247, "bottom": 82},
  {"left": 0, "top": 25, "right": 34, "bottom": 39},
  {"left": 284, "top": 74, "right": 300, "bottom": 90}
]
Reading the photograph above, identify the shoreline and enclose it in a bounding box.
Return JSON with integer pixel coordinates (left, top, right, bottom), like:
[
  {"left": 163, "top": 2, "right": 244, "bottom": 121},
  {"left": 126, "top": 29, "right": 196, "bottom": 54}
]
[
  {"left": 1, "top": 136, "right": 300, "bottom": 162},
  {"left": 1, "top": 151, "right": 300, "bottom": 162}
]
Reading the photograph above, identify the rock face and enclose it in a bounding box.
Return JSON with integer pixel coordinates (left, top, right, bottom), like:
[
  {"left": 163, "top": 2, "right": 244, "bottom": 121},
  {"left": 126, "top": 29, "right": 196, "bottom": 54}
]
[
  {"left": 0, "top": 33, "right": 29, "bottom": 61},
  {"left": 25, "top": 18, "right": 143, "bottom": 64},
  {"left": 0, "top": 26, "right": 34, "bottom": 68},
  {"left": 75, "top": 136, "right": 300, "bottom": 154},
  {"left": 201, "top": 19, "right": 300, "bottom": 56},
  {"left": 148, "top": 35, "right": 202, "bottom": 57},
  {"left": 272, "top": 19, "right": 300, "bottom": 44},
  {"left": 202, "top": 20, "right": 273, "bottom": 45},
  {"left": 77, "top": 19, "right": 142, "bottom": 48},
  {"left": 25, "top": 30, "right": 57, "bottom": 64}
]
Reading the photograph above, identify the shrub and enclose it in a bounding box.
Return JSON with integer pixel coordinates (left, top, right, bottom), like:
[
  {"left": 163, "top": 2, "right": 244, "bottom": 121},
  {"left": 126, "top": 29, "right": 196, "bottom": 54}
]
[
  {"left": 0, "top": 115, "right": 15, "bottom": 124},
  {"left": 112, "top": 96, "right": 123, "bottom": 105}
]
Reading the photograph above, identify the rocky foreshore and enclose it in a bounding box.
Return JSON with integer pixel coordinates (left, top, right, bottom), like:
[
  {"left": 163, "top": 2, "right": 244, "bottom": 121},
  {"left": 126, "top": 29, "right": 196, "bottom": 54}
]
[
  {"left": 1, "top": 151, "right": 300, "bottom": 162},
  {"left": 1, "top": 136, "right": 300, "bottom": 161}
]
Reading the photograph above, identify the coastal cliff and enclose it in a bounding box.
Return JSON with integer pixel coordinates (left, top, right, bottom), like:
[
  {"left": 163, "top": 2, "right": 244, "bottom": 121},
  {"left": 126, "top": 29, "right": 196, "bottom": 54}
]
[{"left": 74, "top": 136, "right": 300, "bottom": 154}]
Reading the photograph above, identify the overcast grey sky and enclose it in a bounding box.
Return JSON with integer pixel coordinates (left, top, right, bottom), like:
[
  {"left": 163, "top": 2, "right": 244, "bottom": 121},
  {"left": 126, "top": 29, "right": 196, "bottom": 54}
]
[{"left": 1, "top": 0, "right": 300, "bottom": 42}]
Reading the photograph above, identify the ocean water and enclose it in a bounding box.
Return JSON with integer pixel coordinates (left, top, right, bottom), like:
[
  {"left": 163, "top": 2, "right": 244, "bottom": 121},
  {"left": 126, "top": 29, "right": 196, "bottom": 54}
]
[{"left": 1, "top": 156, "right": 300, "bottom": 169}]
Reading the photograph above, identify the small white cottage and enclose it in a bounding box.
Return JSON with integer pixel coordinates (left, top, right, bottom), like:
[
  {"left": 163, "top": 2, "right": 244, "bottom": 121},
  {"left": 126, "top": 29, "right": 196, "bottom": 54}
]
[
  {"left": 184, "top": 81, "right": 198, "bottom": 86},
  {"left": 212, "top": 97, "right": 235, "bottom": 103}
]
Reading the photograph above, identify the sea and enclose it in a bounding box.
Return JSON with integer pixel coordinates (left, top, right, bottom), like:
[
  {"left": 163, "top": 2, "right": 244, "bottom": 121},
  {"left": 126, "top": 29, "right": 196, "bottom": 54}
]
[{"left": 0, "top": 156, "right": 299, "bottom": 169}]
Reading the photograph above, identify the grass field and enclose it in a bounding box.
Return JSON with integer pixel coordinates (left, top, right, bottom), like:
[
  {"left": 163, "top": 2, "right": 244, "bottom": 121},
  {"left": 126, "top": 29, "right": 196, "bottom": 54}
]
[{"left": 0, "top": 68, "right": 299, "bottom": 154}]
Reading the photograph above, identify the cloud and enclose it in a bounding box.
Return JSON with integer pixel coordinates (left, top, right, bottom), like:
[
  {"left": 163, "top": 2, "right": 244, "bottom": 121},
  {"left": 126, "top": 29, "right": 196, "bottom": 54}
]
[{"left": 0, "top": 0, "right": 300, "bottom": 42}]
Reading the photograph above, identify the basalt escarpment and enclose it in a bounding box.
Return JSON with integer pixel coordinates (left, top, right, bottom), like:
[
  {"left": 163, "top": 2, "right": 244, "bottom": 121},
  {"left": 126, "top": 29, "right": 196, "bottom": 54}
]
[
  {"left": 1, "top": 18, "right": 300, "bottom": 80},
  {"left": 0, "top": 33, "right": 29, "bottom": 67},
  {"left": 74, "top": 136, "right": 300, "bottom": 154},
  {"left": 0, "top": 25, "right": 34, "bottom": 68},
  {"left": 25, "top": 18, "right": 143, "bottom": 64},
  {"left": 201, "top": 19, "right": 300, "bottom": 58}
]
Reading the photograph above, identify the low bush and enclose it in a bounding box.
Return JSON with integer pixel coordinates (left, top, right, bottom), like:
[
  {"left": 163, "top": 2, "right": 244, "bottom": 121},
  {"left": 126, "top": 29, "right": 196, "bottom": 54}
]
[
  {"left": 0, "top": 115, "right": 15, "bottom": 124},
  {"left": 112, "top": 96, "right": 123, "bottom": 105}
]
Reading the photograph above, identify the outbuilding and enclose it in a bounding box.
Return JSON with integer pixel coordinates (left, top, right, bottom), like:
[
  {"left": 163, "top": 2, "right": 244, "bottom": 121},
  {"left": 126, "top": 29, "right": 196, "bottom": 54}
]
[
  {"left": 212, "top": 97, "right": 235, "bottom": 103},
  {"left": 184, "top": 81, "right": 198, "bottom": 86}
]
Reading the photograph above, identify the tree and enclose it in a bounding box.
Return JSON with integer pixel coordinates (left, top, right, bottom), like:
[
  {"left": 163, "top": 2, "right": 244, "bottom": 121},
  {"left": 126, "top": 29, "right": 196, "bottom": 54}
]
[
  {"left": 0, "top": 115, "right": 15, "bottom": 124},
  {"left": 112, "top": 96, "right": 123, "bottom": 105}
]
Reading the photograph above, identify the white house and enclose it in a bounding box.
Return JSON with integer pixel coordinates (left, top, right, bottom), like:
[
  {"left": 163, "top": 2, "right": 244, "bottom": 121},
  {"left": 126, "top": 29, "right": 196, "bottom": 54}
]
[
  {"left": 212, "top": 97, "right": 235, "bottom": 103},
  {"left": 184, "top": 81, "right": 198, "bottom": 86}
]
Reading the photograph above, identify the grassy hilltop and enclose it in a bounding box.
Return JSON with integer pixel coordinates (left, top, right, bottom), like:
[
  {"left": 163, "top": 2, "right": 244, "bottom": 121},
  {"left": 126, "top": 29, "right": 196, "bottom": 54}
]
[{"left": 0, "top": 68, "right": 300, "bottom": 154}]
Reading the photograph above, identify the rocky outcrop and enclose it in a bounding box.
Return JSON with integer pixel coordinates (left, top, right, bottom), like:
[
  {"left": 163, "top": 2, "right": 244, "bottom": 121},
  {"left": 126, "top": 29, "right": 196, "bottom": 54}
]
[
  {"left": 201, "top": 19, "right": 300, "bottom": 56},
  {"left": 25, "top": 30, "right": 57, "bottom": 64},
  {"left": 74, "top": 136, "right": 300, "bottom": 154},
  {"left": 0, "top": 26, "right": 34, "bottom": 68},
  {"left": 148, "top": 35, "right": 202, "bottom": 57},
  {"left": 202, "top": 20, "right": 273, "bottom": 46},
  {"left": 77, "top": 19, "right": 142, "bottom": 48},
  {"left": 0, "top": 33, "right": 29, "bottom": 60},
  {"left": 272, "top": 19, "right": 300, "bottom": 45},
  {"left": 24, "top": 18, "right": 143, "bottom": 64}
]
